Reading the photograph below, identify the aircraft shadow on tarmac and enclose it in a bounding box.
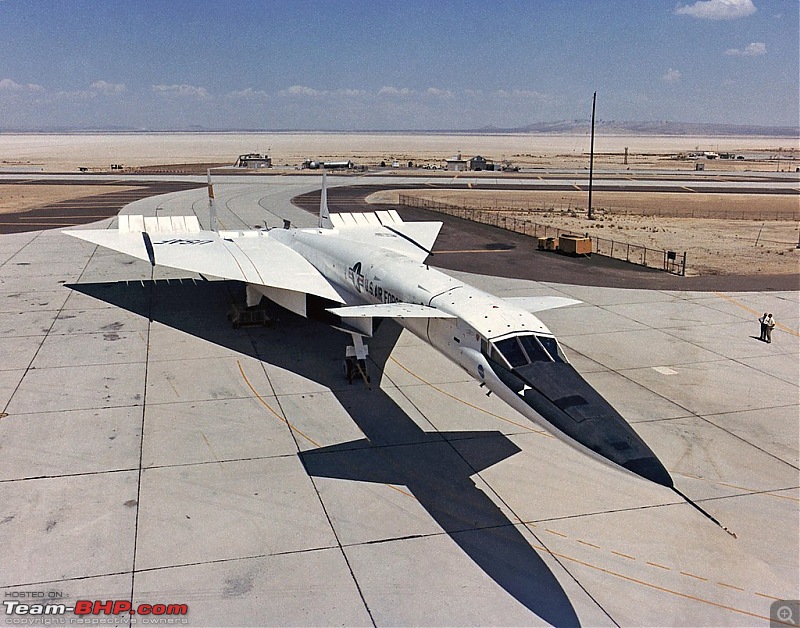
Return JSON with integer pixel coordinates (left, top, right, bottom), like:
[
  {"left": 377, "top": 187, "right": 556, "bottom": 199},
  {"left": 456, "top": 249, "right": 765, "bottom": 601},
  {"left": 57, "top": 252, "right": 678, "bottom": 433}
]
[{"left": 68, "top": 278, "right": 580, "bottom": 626}]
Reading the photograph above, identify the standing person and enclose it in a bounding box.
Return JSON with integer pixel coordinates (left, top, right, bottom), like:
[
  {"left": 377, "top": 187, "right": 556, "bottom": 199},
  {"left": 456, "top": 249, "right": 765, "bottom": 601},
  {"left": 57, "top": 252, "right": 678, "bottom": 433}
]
[
  {"left": 765, "top": 313, "right": 776, "bottom": 343},
  {"left": 759, "top": 312, "right": 768, "bottom": 341}
]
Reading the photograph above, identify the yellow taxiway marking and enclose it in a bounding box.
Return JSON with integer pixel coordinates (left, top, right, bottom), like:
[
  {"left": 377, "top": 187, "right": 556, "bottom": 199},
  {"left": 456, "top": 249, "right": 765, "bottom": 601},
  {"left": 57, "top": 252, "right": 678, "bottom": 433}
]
[
  {"left": 239, "top": 358, "right": 786, "bottom": 614},
  {"left": 577, "top": 539, "right": 601, "bottom": 549},
  {"left": 237, "top": 360, "right": 413, "bottom": 498},
  {"left": 237, "top": 359, "right": 321, "bottom": 448},
  {"left": 713, "top": 291, "right": 800, "bottom": 337},
  {"left": 526, "top": 536, "right": 780, "bottom": 624},
  {"left": 718, "top": 582, "right": 746, "bottom": 592},
  {"left": 646, "top": 561, "right": 672, "bottom": 570},
  {"left": 611, "top": 550, "right": 636, "bottom": 561}
]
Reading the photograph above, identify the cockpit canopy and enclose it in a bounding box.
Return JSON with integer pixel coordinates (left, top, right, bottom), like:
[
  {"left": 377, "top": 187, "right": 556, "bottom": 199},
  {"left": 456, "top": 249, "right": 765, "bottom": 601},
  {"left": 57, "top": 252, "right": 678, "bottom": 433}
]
[{"left": 485, "top": 333, "right": 567, "bottom": 369}]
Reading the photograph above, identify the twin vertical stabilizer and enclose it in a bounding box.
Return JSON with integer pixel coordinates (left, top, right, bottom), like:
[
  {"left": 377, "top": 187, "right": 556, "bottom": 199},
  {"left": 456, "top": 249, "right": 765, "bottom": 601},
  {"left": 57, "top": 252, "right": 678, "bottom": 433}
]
[
  {"left": 207, "top": 169, "right": 219, "bottom": 232},
  {"left": 319, "top": 172, "right": 333, "bottom": 229}
]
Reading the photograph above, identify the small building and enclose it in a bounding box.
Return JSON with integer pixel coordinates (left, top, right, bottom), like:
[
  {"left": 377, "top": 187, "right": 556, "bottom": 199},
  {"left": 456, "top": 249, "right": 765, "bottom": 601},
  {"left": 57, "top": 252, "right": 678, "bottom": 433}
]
[
  {"left": 446, "top": 153, "right": 468, "bottom": 172},
  {"left": 469, "top": 155, "right": 490, "bottom": 171},
  {"left": 235, "top": 153, "right": 272, "bottom": 168}
]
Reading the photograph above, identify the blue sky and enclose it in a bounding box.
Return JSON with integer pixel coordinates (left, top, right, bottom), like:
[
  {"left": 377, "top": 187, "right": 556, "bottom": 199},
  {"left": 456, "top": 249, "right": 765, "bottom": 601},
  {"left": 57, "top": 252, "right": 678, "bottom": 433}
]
[{"left": 0, "top": 0, "right": 797, "bottom": 130}]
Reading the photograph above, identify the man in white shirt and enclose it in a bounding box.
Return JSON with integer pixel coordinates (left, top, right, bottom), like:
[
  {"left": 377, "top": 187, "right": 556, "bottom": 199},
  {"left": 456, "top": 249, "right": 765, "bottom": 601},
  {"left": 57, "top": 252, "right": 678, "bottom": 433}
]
[{"left": 764, "top": 313, "right": 776, "bottom": 343}]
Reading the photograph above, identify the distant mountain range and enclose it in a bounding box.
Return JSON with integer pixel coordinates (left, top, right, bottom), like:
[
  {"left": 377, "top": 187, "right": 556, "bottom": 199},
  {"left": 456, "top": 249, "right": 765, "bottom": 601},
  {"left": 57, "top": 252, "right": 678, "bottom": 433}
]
[
  {"left": 474, "top": 120, "right": 799, "bottom": 137},
  {"left": 2, "top": 120, "right": 798, "bottom": 137}
]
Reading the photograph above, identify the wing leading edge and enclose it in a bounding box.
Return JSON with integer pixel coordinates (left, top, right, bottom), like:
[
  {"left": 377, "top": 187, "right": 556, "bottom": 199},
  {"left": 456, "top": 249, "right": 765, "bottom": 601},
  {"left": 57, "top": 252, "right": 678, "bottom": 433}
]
[{"left": 63, "top": 218, "right": 344, "bottom": 304}]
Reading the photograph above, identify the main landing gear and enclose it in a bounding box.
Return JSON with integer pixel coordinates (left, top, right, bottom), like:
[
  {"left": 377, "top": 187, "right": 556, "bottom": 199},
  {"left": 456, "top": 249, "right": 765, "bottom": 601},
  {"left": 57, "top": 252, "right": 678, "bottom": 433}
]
[{"left": 343, "top": 334, "right": 371, "bottom": 386}]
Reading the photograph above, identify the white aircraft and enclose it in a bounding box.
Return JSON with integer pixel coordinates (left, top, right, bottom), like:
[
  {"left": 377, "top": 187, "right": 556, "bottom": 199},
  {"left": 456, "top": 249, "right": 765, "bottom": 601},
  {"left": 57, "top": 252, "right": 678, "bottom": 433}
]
[{"left": 64, "top": 174, "right": 674, "bottom": 489}]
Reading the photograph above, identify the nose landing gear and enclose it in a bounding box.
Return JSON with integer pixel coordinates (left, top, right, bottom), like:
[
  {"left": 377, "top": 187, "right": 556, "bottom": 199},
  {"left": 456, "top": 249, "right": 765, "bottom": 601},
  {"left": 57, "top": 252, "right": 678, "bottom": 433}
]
[{"left": 344, "top": 334, "right": 371, "bottom": 386}]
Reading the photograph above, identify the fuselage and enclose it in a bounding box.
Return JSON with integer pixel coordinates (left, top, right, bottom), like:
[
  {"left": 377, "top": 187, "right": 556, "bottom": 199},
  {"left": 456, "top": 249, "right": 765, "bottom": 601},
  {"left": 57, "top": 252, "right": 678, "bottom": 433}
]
[{"left": 268, "top": 226, "right": 673, "bottom": 488}]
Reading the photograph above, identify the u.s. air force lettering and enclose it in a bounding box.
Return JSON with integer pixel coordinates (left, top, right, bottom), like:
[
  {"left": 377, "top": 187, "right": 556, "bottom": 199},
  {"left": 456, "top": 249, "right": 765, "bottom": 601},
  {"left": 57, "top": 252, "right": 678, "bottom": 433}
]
[{"left": 347, "top": 261, "right": 400, "bottom": 304}]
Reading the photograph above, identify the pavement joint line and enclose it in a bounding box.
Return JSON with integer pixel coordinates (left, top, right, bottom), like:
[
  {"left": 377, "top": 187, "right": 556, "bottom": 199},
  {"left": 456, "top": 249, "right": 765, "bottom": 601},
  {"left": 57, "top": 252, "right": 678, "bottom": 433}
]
[
  {"left": 1, "top": 231, "right": 98, "bottom": 416},
  {"left": 714, "top": 482, "right": 799, "bottom": 501},
  {"left": 253, "top": 372, "right": 378, "bottom": 626},
  {"left": 388, "top": 356, "right": 550, "bottom": 435},
  {"left": 238, "top": 354, "right": 415, "bottom": 502},
  {"left": 538, "top": 543, "right": 778, "bottom": 623},
  {"left": 568, "top": 326, "right": 800, "bottom": 473},
  {"left": 128, "top": 242, "right": 155, "bottom": 606},
  {"left": 0, "top": 467, "right": 138, "bottom": 483},
  {"left": 713, "top": 290, "right": 800, "bottom": 337},
  {"left": 382, "top": 350, "right": 622, "bottom": 623},
  {"left": 236, "top": 359, "right": 321, "bottom": 448},
  {"left": 140, "top": 453, "right": 298, "bottom": 472},
  {"left": 694, "top": 412, "right": 800, "bottom": 472}
]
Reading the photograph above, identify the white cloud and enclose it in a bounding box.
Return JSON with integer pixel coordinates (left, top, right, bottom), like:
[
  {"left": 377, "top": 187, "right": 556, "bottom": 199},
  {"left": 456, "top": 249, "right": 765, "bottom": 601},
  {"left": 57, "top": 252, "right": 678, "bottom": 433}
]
[
  {"left": 152, "top": 84, "right": 209, "bottom": 98},
  {"left": 662, "top": 68, "right": 682, "bottom": 83},
  {"left": 282, "top": 84, "right": 321, "bottom": 97},
  {"left": 425, "top": 87, "right": 453, "bottom": 98},
  {"left": 725, "top": 42, "right": 766, "bottom": 56},
  {"left": 90, "top": 80, "right": 126, "bottom": 95},
  {"left": 494, "top": 89, "right": 550, "bottom": 100},
  {"left": 280, "top": 85, "right": 367, "bottom": 98},
  {"left": 227, "top": 87, "right": 270, "bottom": 99},
  {"left": 0, "top": 78, "right": 44, "bottom": 92},
  {"left": 674, "top": 0, "right": 756, "bottom": 20},
  {"left": 378, "top": 86, "right": 413, "bottom": 96}
]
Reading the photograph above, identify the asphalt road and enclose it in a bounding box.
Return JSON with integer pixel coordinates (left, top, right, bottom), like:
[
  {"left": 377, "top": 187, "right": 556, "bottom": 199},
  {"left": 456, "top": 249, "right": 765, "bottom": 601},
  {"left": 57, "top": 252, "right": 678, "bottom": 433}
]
[
  {"left": 0, "top": 179, "right": 205, "bottom": 235},
  {"left": 293, "top": 184, "right": 800, "bottom": 291}
]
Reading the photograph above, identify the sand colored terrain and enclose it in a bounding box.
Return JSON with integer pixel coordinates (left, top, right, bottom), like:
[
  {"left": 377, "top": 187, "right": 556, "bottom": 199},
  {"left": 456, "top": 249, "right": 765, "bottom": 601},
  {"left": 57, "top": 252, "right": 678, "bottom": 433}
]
[
  {"left": 368, "top": 189, "right": 800, "bottom": 276},
  {"left": 0, "top": 184, "right": 139, "bottom": 214},
  {"left": 1, "top": 132, "right": 798, "bottom": 277},
  {"left": 1, "top": 132, "right": 797, "bottom": 172}
]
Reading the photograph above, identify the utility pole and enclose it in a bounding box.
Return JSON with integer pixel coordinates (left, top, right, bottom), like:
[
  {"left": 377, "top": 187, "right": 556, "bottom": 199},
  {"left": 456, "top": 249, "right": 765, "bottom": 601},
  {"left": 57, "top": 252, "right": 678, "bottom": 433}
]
[{"left": 588, "top": 91, "right": 597, "bottom": 220}]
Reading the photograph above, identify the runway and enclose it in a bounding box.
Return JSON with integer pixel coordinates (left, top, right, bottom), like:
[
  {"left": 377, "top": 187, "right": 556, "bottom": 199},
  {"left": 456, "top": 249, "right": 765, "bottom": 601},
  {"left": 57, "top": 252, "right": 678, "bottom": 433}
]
[{"left": 0, "top": 176, "right": 797, "bottom": 626}]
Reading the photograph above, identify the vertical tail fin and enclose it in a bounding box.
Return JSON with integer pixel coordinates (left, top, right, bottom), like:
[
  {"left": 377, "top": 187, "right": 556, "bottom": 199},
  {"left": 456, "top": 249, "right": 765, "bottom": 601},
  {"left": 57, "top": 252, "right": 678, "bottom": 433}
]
[
  {"left": 207, "top": 169, "right": 219, "bottom": 232},
  {"left": 319, "top": 172, "right": 332, "bottom": 229}
]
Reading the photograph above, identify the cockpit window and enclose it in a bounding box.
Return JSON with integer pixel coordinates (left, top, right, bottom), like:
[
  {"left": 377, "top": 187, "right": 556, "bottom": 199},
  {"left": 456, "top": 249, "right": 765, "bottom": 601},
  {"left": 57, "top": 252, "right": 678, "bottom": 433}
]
[
  {"left": 537, "top": 336, "right": 566, "bottom": 363},
  {"left": 519, "top": 335, "right": 552, "bottom": 363},
  {"left": 494, "top": 337, "right": 528, "bottom": 368},
  {"left": 487, "top": 334, "right": 567, "bottom": 369}
]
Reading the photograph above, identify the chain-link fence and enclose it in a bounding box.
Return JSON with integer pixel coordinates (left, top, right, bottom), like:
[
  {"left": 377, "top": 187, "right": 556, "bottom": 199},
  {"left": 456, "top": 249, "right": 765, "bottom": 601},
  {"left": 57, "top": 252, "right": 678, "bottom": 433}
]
[{"left": 398, "top": 194, "right": 687, "bottom": 275}]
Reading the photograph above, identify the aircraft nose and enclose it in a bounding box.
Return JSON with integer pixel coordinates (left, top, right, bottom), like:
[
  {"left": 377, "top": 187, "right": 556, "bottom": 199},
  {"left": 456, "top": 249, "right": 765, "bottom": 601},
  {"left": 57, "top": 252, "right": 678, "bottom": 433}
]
[
  {"left": 488, "top": 360, "right": 673, "bottom": 488},
  {"left": 621, "top": 456, "right": 673, "bottom": 488}
]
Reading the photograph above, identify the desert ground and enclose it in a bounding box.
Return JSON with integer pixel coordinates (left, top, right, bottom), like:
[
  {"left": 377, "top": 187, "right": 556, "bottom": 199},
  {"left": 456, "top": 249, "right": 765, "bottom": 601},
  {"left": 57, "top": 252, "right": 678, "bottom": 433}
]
[
  {"left": 1, "top": 132, "right": 798, "bottom": 172},
  {"left": 367, "top": 189, "right": 799, "bottom": 276},
  {"left": 0, "top": 184, "right": 139, "bottom": 214},
  {"left": 0, "top": 132, "right": 798, "bottom": 276}
]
